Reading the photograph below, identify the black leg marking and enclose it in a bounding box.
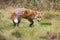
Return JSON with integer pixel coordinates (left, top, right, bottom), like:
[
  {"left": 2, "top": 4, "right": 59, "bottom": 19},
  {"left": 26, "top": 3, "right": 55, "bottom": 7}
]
[
  {"left": 29, "top": 19, "right": 34, "bottom": 27},
  {"left": 17, "top": 20, "right": 20, "bottom": 26},
  {"left": 13, "top": 20, "right": 17, "bottom": 26}
]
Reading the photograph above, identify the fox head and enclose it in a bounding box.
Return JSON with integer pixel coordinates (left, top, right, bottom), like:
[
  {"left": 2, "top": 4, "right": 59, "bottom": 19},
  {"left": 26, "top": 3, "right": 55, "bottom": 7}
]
[{"left": 35, "top": 11, "right": 42, "bottom": 22}]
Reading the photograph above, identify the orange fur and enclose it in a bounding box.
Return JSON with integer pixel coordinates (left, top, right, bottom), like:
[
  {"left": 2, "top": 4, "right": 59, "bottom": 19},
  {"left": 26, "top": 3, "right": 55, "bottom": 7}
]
[{"left": 11, "top": 8, "right": 42, "bottom": 26}]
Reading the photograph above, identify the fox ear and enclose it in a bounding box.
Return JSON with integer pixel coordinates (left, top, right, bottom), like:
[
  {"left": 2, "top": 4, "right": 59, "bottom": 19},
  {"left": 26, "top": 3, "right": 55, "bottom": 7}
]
[{"left": 35, "top": 11, "right": 37, "bottom": 14}]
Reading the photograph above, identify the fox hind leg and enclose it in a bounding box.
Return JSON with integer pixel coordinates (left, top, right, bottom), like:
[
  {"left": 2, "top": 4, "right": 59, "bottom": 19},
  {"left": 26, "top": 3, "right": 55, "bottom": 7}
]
[{"left": 13, "top": 19, "right": 20, "bottom": 26}]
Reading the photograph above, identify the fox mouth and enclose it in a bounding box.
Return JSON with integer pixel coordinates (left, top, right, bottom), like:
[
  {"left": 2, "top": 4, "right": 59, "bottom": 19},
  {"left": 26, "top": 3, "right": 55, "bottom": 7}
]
[
  {"left": 37, "top": 18, "right": 41, "bottom": 22},
  {"left": 37, "top": 20, "right": 41, "bottom": 22}
]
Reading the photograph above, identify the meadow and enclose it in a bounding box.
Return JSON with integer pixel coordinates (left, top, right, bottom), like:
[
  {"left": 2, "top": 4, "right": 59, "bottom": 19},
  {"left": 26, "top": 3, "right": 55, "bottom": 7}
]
[{"left": 0, "top": 6, "right": 60, "bottom": 40}]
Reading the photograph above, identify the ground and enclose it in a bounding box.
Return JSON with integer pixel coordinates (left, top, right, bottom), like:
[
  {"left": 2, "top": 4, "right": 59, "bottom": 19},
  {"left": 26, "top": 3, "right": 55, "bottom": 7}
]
[{"left": 0, "top": 7, "right": 60, "bottom": 40}]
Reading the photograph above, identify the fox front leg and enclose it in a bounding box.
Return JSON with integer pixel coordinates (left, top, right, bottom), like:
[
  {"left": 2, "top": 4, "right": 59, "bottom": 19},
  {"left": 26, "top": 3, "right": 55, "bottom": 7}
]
[{"left": 28, "top": 19, "right": 34, "bottom": 27}]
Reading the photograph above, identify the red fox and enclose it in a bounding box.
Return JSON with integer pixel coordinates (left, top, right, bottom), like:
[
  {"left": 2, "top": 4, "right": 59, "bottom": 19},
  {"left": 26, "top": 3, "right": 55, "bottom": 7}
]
[{"left": 11, "top": 8, "right": 42, "bottom": 27}]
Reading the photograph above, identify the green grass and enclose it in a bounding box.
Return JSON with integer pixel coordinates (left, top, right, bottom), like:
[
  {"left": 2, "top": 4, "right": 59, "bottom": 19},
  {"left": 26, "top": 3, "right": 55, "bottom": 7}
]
[
  {"left": 40, "top": 22, "right": 52, "bottom": 25},
  {"left": 0, "top": 35, "right": 6, "bottom": 40},
  {"left": 0, "top": 8, "right": 60, "bottom": 40}
]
